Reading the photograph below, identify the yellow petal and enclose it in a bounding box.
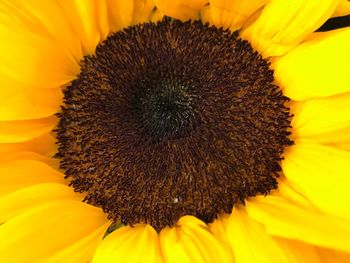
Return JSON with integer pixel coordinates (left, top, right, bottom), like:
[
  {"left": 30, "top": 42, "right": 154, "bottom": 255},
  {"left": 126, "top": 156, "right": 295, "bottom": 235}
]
[
  {"left": 227, "top": 207, "right": 290, "bottom": 263},
  {"left": 291, "top": 93, "right": 350, "bottom": 144},
  {"left": 273, "top": 27, "right": 350, "bottom": 100},
  {"left": 0, "top": 0, "right": 83, "bottom": 60},
  {"left": 241, "top": 0, "right": 338, "bottom": 57},
  {"left": 160, "top": 215, "right": 231, "bottom": 263},
  {"left": 0, "top": 159, "right": 66, "bottom": 196},
  {"left": 209, "top": 0, "right": 268, "bottom": 31},
  {"left": 93, "top": 224, "right": 164, "bottom": 263},
  {"left": 0, "top": 24, "right": 79, "bottom": 88},
  {"left": 246, "top": 195, "right": 350, "bottom": 252},
  {"left": 45, "top": 223, "right": 109, "bottom": 263},
  {"left": 155, "top": 0, "right": 208, "bottom": 21},
  {"left": 0, "top": 183, "right": 82, "bottom": 223},
  {"left": 0, "top": 86, "right": 62, "bottom": 121},
  {"left": 329, "top": 142, "right": 350, "bottom": 151},
  {"left": 332, "top": 0, "right": 350, "bottom": 17},
  {"left": 282, "top": 143, "right": 350, "bottom": 220},
  {"left": 272, "top": 177, "right": 316, "bottom": 210},
  {"left": 0, "top": 151, "right": 59, "bottom": 168},
  {"left": 94, "top": 0, "right": 110, "bottom": 40},
  {"left": 208, "top": 214, "right": 234, "bottom": 261},
  {"left": 317, "top": 247, "right": 350, "bottom": 263},
  {"left": 151, "top": 9, "right": 165, "bottom": 23},
  {"left": 0, "top": 134, "right": 56, "bottom": 156},
  {"left": 0, "top": 116, "right": 56, "bottom": 143},
  {"left": 58, "top": 0, "right": 102, "bottom": 54},
  {"left": 0, "top": 200, "right": 109, "bottom": 263},
  {"left": 47, "top": 226, "right": 109, "bottom": 263},
  {"left": 106, "top": 0, "right": 133, "bottom": 32},
  {"left": 132, "top": 0, "right": 157, "bottom": 25},
  {"left": 273, "top": 237, "right": 322, "bottom": 263},
  {"left": 200, "top": 5, "right": 213, "bottom": 25}
]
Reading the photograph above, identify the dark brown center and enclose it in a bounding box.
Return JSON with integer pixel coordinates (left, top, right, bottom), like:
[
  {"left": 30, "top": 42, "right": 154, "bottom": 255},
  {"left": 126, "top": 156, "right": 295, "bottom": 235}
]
[{"left": 55, "top": 18, "right": 293, "bottom": 231}]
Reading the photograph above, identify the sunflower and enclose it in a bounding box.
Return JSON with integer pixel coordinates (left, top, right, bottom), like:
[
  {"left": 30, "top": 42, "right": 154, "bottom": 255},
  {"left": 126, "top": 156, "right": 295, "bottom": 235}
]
[{"left": 1, "top": 0, "right": 350, "bottom": 262}]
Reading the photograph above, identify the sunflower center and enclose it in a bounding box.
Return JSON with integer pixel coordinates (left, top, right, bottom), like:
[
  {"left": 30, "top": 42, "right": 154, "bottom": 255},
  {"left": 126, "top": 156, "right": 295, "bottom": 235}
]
[
  {"left": 132, "top": 77, "right": 198, "bottom": 141},
  {"left": 56, "top": 18, "right": 293, "bottom": 231}
]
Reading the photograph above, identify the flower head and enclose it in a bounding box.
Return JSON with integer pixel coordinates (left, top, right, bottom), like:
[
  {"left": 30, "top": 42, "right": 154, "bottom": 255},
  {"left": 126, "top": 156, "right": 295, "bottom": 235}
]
[{"left": 1, "top": 0, "right": 350, "bottom": 262}]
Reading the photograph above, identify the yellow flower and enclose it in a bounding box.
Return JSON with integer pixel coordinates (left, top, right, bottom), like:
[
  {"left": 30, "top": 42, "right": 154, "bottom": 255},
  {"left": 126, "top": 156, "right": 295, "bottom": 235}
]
[{"left": 1, "top": 0, "right": 350, "bottom": 262}]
